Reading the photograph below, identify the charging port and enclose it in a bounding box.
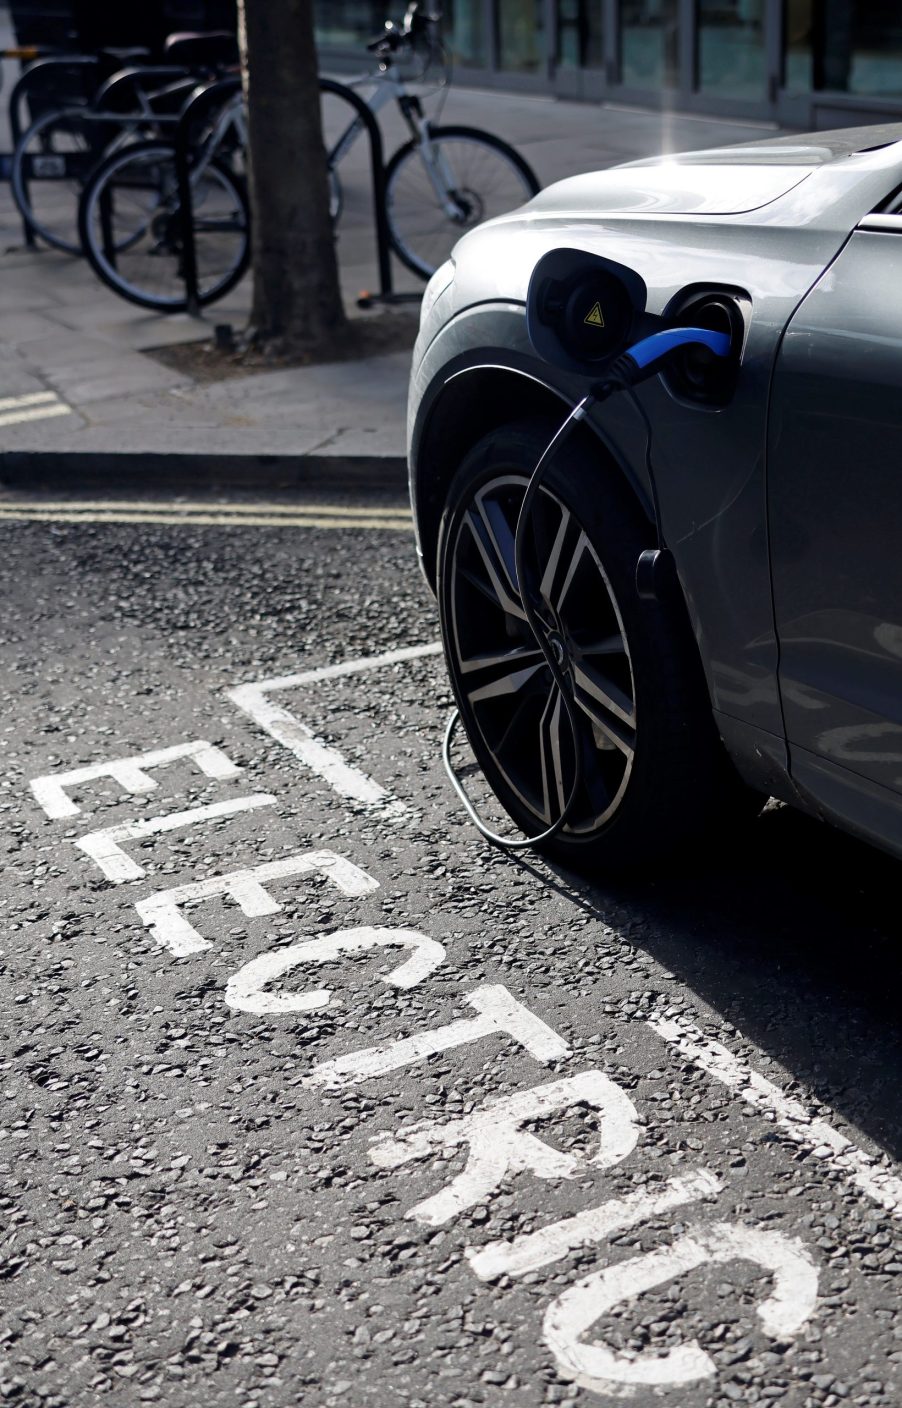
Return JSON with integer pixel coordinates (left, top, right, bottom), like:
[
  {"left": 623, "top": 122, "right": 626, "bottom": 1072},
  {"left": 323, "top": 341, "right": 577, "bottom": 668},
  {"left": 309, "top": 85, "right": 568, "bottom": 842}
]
[{"left": 662, "top": 292, "right": 746, "bottom": 407}]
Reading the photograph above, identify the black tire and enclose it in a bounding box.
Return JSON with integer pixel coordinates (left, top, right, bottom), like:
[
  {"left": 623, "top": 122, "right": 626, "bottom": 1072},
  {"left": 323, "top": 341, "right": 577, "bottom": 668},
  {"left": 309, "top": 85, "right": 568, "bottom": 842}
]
[
  {"left": 78, "top": 140, "right": 250, "bottom": 312},
  {"left": 384, "top": 125, "right": 540, "bottom": 279},
  {"left": 437, "top": 419, "right": 749, "bottom": 870}
]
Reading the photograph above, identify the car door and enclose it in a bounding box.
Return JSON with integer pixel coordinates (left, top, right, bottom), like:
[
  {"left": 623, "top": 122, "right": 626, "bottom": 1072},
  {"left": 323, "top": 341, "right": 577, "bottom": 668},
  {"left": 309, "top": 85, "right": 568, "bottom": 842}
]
[{"left": 768, "top": 202, "right": 902, "bottom": 844}]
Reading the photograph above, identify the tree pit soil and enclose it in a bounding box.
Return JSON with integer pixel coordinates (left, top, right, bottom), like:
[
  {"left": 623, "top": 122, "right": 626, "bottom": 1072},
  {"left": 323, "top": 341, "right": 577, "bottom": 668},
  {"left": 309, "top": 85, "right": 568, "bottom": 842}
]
[{"left": 147, "top": 310, "right": 421, "bottom": 384}]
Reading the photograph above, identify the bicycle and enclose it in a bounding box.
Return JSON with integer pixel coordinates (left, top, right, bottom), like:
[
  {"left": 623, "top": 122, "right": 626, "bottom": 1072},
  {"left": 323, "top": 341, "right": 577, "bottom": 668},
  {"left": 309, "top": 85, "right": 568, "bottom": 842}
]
[
  {"left": 325, "top": 3, "right": 541, "bottom": 279},
  {"left": 9, "top": 33, "right": 238, "bottom": 255},
  {"left": 77, "top": 77, "right": 249, "bottom": 312},
  {"left": 75, "top": 3, "right": 540, "bottom": 313}
]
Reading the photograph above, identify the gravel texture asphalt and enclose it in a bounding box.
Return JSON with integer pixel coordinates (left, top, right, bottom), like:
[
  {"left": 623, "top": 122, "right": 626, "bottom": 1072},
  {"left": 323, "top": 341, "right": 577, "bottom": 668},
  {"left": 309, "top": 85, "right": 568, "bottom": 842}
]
[{"left": 0, "top": 491, "right": 900, "bottom": 1408}]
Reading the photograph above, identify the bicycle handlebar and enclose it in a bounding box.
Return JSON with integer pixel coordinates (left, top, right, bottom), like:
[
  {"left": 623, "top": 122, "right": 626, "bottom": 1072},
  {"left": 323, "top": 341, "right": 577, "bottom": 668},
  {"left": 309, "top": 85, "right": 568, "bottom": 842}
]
[{"left": 366, "top": 2, "right": 444, "bottom": 66}]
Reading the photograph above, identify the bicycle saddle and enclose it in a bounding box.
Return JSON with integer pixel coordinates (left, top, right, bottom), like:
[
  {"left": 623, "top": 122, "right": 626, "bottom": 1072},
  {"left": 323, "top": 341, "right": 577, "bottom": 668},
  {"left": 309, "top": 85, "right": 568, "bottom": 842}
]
[
  {"left": 98, "top": 46, "right": 152, "bottom": 65},
  {"left": 93, "top": 64, "right": 199, "bottom": 111},
  {"left": 163, "top": 32, "right": 239, "bottom": 70}
]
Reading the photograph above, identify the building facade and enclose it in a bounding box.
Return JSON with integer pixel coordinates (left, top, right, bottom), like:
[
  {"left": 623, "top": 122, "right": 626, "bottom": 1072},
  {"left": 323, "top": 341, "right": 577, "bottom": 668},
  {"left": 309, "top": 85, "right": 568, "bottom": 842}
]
[{"left": 314, "top": 2, "right": 902, "bottom": 128}]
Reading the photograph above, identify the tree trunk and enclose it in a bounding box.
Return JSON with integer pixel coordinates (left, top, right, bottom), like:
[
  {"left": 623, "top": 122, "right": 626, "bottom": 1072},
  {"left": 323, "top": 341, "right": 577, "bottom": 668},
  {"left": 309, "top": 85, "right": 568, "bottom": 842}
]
[{"left": 237, "top": 0, "right": 348, "bottom": 358}]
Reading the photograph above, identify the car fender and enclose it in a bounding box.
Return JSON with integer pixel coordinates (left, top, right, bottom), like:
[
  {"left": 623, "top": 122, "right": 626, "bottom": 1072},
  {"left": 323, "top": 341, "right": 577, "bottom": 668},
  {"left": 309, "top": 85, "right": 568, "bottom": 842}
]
[{"left": 409, "top": 301, "right": 656, "bottom": 550}]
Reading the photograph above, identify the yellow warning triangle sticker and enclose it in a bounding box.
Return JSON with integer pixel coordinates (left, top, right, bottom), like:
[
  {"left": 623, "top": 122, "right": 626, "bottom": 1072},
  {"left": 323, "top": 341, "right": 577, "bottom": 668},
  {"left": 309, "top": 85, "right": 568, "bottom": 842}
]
[{"left": 584, "top": 302, "right": 605, "bottom": 328}]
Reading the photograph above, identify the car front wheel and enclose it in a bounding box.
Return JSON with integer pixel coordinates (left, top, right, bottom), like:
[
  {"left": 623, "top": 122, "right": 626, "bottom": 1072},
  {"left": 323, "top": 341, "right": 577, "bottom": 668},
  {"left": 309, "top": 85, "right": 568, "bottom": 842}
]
[{"left": 436, "top": 418, "right": 749, "bottom": 869}]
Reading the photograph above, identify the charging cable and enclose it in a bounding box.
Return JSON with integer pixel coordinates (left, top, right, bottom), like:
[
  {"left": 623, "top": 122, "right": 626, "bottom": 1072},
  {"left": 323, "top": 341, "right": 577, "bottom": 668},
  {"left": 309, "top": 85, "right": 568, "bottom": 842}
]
[{"left": 442, "top": 326, "right": 730, "bottom": 850}]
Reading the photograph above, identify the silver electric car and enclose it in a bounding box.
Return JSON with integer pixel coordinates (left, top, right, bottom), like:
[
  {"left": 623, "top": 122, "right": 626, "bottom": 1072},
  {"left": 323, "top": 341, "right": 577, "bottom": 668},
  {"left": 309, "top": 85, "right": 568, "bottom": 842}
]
[{"left": 408, "top": 123, "right": 902, "bottom": 868}]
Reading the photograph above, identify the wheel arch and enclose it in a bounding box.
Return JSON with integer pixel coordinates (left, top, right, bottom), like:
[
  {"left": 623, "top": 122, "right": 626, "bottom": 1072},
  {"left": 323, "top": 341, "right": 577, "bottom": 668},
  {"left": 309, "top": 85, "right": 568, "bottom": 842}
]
[{"left": 411, "top": 362, "right": 656, "bottom": 591}]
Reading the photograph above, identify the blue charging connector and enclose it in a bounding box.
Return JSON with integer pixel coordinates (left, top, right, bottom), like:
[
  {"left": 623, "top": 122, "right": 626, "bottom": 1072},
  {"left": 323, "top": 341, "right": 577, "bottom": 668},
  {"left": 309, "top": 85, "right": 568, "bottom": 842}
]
[{"left": 625, "top": 326, "right": 731, "bottom": 371}]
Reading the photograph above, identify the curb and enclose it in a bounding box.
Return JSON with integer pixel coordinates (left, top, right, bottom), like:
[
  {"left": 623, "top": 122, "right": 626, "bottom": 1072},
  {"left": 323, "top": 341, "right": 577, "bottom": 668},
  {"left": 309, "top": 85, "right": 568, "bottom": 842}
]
[{"left": 0, "top": 451, "right": 409, "bottom": 493}]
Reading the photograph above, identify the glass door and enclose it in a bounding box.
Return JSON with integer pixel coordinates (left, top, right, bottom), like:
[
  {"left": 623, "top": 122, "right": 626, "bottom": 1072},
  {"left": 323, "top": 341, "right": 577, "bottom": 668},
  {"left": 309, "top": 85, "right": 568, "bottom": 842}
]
[
  {"left": 785, "top": 1, "right": 902, "bottom": 100},
  {"left": 698, "top": 0, "right": 767, "bottom": 100},
  {"left": 313, "top": 1, "right": 386, "bottom": 46},
  {"left": 553, "top": 0, "right": 605, "bottom": 96},
  {"left": 619, "top": 0, "right": 679, "bottom": 89},
  {"left": 556, "top": 0, "right": 605, "bottom": 67},
  {"left": 497, "top": 0, "right": 547, "bottom": 75},
  {"left": 443, "top": 0, "right": 489, "bottom": 69}
]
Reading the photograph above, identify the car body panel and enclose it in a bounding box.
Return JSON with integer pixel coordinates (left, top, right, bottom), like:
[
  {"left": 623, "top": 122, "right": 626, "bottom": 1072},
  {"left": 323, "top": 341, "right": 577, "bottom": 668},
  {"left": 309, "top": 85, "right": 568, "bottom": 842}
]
[
  {"left": 789, "top": 744, "right": 902, "bottom": 856},
  {"left": 521, "top": 164, "right": 813, "bottom": 217},
  {"left": 769, "top": 224, "right": 902, "bottom": 803}
]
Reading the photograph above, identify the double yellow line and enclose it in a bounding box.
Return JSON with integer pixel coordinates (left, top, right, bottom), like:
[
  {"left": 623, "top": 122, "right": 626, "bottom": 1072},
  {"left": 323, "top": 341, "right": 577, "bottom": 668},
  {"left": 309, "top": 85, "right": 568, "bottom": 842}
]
[{"left": 0, "top": 498, "right": 413, "bottom": 531}]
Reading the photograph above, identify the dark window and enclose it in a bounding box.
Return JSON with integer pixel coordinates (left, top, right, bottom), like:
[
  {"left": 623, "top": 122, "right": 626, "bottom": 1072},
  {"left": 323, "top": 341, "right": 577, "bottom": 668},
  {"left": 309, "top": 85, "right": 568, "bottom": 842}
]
[
  {"left": 313, "top": 1, "right": 386, "bottom": 48},
  {"left": 786, "top": 1, "right": 902, "bottom": 97},
  {"left": 444, "top": 0, "right": 487, "bottom": 67},
  {"left": 497, "top": 0, "right": 546, "bottom": 72},
  {"left": 556, "top": 0, "right": 604, "bottom": 69},
  {"left": 619, "top": 0, "right": 678, "bottom": 88},
  {"left": 698, "top": 0, "right": 765, "bottom": 99}
]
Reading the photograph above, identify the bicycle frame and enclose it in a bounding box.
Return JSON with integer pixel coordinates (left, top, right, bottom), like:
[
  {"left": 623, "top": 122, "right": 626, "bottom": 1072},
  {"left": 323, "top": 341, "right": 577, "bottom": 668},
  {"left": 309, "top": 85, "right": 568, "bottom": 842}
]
[
  {"left": 327, "top": 67, "right": 465, "bottom": 222},
  {"left": 166, "top": 72, "right": 399, "bottom": 312},
  {"left": 179, "top": 89, "right": 244, "bottom": 188},
  {"left": 82, "top": 86, "right": 244, "bottom": 288},
  {"left": 13, "top": 68, "right": 221, "bottom": 210}
]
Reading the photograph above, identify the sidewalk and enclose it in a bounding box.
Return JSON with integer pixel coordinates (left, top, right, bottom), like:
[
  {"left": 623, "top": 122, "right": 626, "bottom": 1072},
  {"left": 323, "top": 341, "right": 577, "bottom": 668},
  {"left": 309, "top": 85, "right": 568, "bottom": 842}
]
[{"left": 0, "top": 22, "right": 787, "bottom": 480}]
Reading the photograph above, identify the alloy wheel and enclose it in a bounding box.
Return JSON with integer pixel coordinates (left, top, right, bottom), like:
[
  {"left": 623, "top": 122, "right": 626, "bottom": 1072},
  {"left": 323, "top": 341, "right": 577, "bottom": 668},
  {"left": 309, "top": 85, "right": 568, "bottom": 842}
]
[{"left": 445, "top": 473, "right": 636, "bottom": 836}]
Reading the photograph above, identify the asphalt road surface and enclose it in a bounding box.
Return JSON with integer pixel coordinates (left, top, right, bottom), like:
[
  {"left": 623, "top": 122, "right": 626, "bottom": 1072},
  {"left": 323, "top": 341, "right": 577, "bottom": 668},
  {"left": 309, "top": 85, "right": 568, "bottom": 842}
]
[{"left": 1, "top": 487, "right": 900, "bottom": 1408}]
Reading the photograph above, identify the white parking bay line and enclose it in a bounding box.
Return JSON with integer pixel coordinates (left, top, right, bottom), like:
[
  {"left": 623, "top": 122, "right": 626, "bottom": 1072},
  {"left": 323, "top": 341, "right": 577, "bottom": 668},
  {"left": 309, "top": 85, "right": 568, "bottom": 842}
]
[
  {"left": 649, "top": 1013, "right": 902, "bottom": 1219},
  {"left": 0, "top": 399, "right": 72, "bottom": 429},
  {"left": 227, "top": 643, "right": 443, "bottom": 816},
  {"left": 0, "top": 391, "right": 60, "bottom": 412},
  {"left": 232, "top": 640, "right": 902, "bottom": 1228}
]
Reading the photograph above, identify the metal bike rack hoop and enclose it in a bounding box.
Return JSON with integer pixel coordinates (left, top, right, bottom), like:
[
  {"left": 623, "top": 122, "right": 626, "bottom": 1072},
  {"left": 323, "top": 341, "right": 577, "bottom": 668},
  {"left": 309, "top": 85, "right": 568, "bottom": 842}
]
[
  {"left": 318, "top": 76, "right": 395, "bottom": 302},
  {"left": 173, "top": 73, "right": 242, "bottom": 315},
  {"left": 172, "top": 73, "right": 399, "bottom": 315},
  {"left": 4, "top": 53, "right": 100, "bottom": 245}
]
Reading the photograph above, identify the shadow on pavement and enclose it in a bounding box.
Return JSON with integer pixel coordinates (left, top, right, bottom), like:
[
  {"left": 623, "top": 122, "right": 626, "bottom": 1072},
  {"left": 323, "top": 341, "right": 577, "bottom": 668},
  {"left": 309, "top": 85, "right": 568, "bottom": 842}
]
[{"left": 526, "top": 802, "right": 902, "bottom": 1163}]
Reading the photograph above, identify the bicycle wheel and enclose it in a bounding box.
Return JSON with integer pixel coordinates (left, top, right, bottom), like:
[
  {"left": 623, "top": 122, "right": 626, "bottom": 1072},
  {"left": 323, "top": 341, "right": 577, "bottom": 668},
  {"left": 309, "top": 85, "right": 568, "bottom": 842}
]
[
  {"left": 78, "top": 140, "right": 250, "bottom": 312},
  {"left": 11, "top": 108, "right": 107, "bottom": 254},
  {"left": 384, "top": 125, "right": 540, "bottom": 279}
]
